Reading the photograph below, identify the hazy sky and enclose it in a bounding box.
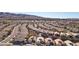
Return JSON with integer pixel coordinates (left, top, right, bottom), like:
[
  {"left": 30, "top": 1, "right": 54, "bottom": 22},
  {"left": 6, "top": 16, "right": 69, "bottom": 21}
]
[
  {"left": 0, "top": 0, "right": 79, "bottom": 18},
  {"left": 22, "top": 12, "right": 79, "bottom": 18}
]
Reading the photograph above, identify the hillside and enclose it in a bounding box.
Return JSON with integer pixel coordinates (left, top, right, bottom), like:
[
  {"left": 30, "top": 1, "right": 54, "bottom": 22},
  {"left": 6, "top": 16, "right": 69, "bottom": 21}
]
[
  {"left": 0, "top": 12, "right": 45, "bottom": 20},
  {"left": 0, "top": 12, "right": 79, "bottom": 21}
]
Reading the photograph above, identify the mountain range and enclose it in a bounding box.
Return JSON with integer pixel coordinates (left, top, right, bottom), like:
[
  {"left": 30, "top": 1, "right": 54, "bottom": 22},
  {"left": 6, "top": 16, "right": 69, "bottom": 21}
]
[
  {"left": 0, "top": 12, "right": 79, "bottom": 20},
  {"left": 0, "top": 12, "right": 45, "bottom": 20}
]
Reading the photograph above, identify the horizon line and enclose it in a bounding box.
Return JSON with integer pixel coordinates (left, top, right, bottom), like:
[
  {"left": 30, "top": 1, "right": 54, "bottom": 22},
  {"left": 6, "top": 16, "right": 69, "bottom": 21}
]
[{"left": 0, "top": 12, "right": 79, "bottom": 19}]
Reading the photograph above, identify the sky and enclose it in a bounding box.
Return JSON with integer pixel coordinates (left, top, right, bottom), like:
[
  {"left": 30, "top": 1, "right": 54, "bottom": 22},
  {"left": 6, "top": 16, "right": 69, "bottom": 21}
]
[
  {"left": 20, "top": 12, "right": 79, "bottom": 18},
  {"left": 0, "top": 0, "right": 79, "bottom": 18}
]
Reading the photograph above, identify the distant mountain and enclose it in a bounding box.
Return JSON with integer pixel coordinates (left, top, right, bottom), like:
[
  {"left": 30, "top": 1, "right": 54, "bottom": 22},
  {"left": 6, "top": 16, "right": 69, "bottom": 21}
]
[
  {"left": 0, "top": 12, "right": 45, "bottom": 20},
  {"left": 0, "top": 12, "right": 79, "bottom": 20}
]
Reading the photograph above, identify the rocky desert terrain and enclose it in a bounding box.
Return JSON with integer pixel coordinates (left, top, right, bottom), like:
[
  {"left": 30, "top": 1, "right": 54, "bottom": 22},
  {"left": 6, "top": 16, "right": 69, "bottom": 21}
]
[{"left": 0, "top": 12, "right": 79, "bottom": 46}]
